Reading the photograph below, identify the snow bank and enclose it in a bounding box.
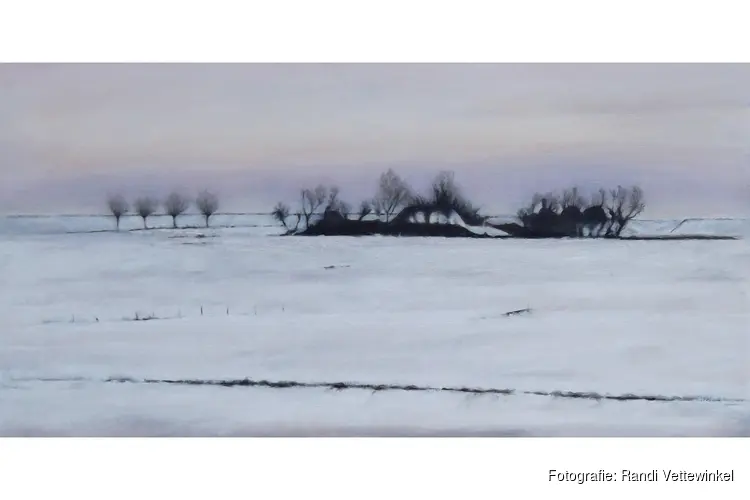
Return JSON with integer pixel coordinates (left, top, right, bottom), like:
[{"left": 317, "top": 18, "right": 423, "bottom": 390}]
[{"left": 404, "top": 210, "right": 508, "bottom": 236}]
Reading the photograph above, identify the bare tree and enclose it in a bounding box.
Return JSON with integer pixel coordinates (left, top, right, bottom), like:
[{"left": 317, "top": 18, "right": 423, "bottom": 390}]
[
  {"left": 517, "top": 192, "right": 544, "bottom": 218},
  {"left": 292, "top": 211, "right": 303, "bottom": 232},
  {"left": 357, "top": 200, "right": 373, "bottom": 221},
  {"left": 430, "top": 171, "right": 460, "bottom": 207},
  {"left": 164, "top": 192, "right": 190, "bottom": 229},
  {"left": 107, "top": 194, "right": 129, "bottom": 231},
  {"left": 337, "top": 200, "right": 352, "bottom": 218},
  {"left": 196, "top": 190, "right": 219, "bottom": 227},
  {"left": 272, "top": 202, "right": 291, "bottom": 231},
  {"left": 561, "top": 187, "right": 586, "bottom": 209},
  {"left": 325, "top": 186, "right": 341, "bottom": 212},
  {"left": 517, "top": 192, "right": 547, "bottom": 230},
  {"left": 540, "top": 191, "right": 561, "bottom": 214},
  {"left": 590, "top": 188, "right": 608, "bottom": 207},
  {"left": 134, "top": 196, "right": 158, "bottom": 229},
  {"left": 423, "top": 170, "right": 485, "bottom": 224},
  {"left": 300, "top": 185, "right": 328, "bottom": 228},
  {"left": 558, "top": 187, "right": 586, "bottom": 236},
  {"left": 515, "top": 207, "right": 534, "bottom": 227},
  {"left": 323, "top": 186, "right": 352, "bottom": 217},
  {"left": 530, "top": 192, "right": 544, "bottom": 212},
  {"left": 373, "top": 169, "right": 412, "bottom": 222},
  {"left": 605, "top": 185, "right": 645, "bottom": 237}
]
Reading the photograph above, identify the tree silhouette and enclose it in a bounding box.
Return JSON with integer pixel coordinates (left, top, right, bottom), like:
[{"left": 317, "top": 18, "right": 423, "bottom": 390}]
[
  {"left": 196, "top": 190, "right": 219, "bottom": 228},
  {"left": 134, "top": 196, "right": 158, "bottom": 229},
  {"left": 164, "top": 192, "right": 190, "bottom": 229},
  {"left": 107, "top": 194, "right": 129, "bottom": 231}
]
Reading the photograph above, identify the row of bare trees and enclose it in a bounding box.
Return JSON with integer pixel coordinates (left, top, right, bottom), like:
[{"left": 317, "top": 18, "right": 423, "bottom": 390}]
[
  {"left": 271, "top": 169, "right": 485, "bottom": 233},
  {"left": 106, "top": 190, "right": 219, "bottom": 230},
  {"left": 271, "top": 169, "right": 405, "bottom": 232}
]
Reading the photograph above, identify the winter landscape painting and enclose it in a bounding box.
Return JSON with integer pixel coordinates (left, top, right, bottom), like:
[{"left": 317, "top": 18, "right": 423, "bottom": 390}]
[{"left": 1, "top": 63, "right": 748, "bottom": 436}]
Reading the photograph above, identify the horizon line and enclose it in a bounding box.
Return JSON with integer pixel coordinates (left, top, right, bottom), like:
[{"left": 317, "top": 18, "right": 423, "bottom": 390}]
[{"left": 2, "top": 213, "right": 746, "bottom": 223}]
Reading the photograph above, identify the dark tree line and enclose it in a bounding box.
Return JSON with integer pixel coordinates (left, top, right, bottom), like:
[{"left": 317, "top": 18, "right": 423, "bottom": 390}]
[
  {"left": 272, "top": 169, "right": 646, "bottom": 239},
  {"left": 106, "top": 190, "right": 220, "bottom": 230}
]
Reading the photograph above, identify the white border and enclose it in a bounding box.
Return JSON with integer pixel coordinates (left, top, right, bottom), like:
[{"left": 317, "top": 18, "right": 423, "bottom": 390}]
[
  {"left": 0, "top": 1, "right": 747, "bottom": 498},
  {"left": 0, "top": 0, "right": 748, "bottom": 62},
  {"left": 0, "top": 438, "right": 747, "bottom": 499}
]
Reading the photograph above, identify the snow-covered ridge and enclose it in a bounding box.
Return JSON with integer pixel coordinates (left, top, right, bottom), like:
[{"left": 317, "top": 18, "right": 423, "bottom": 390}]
[{"left": 400, "top": 210, "right": 509, "bottom": 237}]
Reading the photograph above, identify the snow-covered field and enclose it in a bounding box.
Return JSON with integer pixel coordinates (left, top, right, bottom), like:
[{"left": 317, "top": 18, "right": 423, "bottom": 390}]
[{"left": 1, "top": 214, "right": 748, "bottom": 436}]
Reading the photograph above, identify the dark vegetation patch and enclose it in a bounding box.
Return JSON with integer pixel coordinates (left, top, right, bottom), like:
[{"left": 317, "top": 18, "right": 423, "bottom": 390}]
[
  {"left": 502, "top": 308, "right": 532, "bottom": 317},
  {"left": 272, "top": 170, "right": 501, "bottom": 238},
  {"left": 302, "top": 218, "right": 498, "bottom": 238},
  {"left": 129, "top": 312, "right": 158, "bottom": 321}
]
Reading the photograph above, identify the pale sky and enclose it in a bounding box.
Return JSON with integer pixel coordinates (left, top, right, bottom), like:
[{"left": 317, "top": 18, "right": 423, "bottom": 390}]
[{"left": 1, "top": 63, "right": 748, "bottom": 217}]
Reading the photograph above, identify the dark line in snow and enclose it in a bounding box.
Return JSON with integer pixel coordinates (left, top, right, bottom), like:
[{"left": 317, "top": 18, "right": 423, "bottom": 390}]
[
  {"left": 98, "top": 376, "right": 743, "bottom": 404},
  {"left": 10, "top": 375, "right": 744, "bottom": 404}
]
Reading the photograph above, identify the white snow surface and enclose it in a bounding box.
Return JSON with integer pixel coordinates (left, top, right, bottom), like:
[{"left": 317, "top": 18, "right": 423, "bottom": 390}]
[{"left": 0, "top": 214, "right": 748, "bottom": 436}]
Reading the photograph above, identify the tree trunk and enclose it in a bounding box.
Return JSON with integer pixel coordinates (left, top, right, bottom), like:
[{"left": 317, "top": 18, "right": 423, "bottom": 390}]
[
  {"left": 172, "top": 215, "right": 177, "bottom": 229},
  {"left": 115, "top": 216, "right": 120, "bottom": 231},
  {"left": 615, "top": 219, "right": 627, "bottom": 237},
  {"left": 610, "top": 219, "right": 621, "bottom": 237},
  {"left": 142, "top": 217, "right": 148, "bottom": 229},
  {"left": 205, "top": 215, "right": 210, "bottom": 228}
]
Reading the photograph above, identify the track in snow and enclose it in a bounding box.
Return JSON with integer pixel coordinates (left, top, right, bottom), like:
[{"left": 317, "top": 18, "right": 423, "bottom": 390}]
[{"left": 10, "top": 375, "right": 744, "bottom": 404}]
